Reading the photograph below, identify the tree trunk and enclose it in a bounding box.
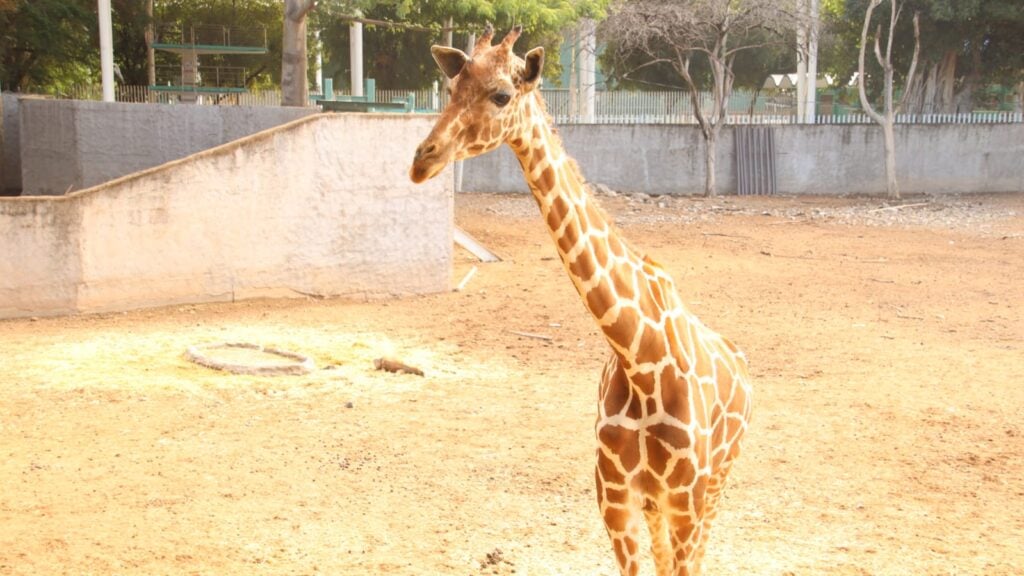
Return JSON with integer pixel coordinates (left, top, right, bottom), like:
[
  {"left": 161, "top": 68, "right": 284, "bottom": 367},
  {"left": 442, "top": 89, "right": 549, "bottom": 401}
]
[
  {"left": 858, "top": 0, "right": 916, "bottom": 199},
  {"left": 954, "top": 42, "right": 983, "bottom": 113},
  {"left": 920, "top": 61, "right": 938, "bottom": 114},
  {"left": 937, "top": 50, "right": 957, "bottom": 114},
  {"left": 882, "top": 120, "right": 899, "bottom": 199},
  {"left": 146, "top": 0, "right": 155, "bottom": 88},
  {"left": 282, "top": 0, "right": 315, "bottom": 107},
  {"left": 703, "top": 129, "right": 718, "bottom": 197}
]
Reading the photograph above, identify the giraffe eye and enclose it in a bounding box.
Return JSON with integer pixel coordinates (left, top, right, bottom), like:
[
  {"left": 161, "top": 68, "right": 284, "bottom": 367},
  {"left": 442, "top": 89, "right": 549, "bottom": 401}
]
[{"left": 491, "top": 92, "right": 512, "bottom": 107}]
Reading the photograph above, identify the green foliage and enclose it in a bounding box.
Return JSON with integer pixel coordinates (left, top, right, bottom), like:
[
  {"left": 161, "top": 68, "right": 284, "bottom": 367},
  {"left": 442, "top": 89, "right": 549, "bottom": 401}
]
[
  {"left": 317, "top": 0, "right": 609, "bottom": 90},
  {"left": 153, "top": 0, "right": 283, "bottom": 87},
  {"left": 0, "top": 0, "right": 96, "bottom": 91},
  {"left": 0, "top": 0, "right": 609, "bottom": 93}
]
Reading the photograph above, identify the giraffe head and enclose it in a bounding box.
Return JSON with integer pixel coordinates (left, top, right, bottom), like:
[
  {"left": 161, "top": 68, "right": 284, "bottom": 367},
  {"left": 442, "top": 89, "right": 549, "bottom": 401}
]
[{"left": 410, "top": 24, "right": 545, "bottom": 183}]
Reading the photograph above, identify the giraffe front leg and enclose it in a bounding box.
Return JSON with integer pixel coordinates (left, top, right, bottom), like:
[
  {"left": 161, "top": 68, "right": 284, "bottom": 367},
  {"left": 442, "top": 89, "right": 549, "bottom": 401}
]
[
  {"left": 642, "top": 500, "right": 675, "bottom": 576},
  {"left": 664, "top": 473, "right": 713, "bottom": 576},
  {"left": 666, "top": 513, "right": 703, "bottom": 576},
  {"left": 690, "top": 462, "right": 734, "bottom": 570},
  {"left": 596, "top": 458, "right": 642, "bottom": 576}
]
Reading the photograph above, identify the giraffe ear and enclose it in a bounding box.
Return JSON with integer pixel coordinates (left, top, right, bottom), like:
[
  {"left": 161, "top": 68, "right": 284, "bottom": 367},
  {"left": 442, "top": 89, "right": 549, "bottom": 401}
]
[
  {"left": 431, "top": 46, "right": 469, "bottom": 79},
  {"left": 521, "top": 47, "right": 545, "bottom": 87}
]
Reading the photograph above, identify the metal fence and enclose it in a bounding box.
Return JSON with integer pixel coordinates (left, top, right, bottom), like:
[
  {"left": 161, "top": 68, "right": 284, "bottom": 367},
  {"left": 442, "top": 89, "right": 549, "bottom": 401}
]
[
  {"left": 153, "top": 23, "right": 268, "bottom": 49},
  {"left": 153, "top": 65, "right": 248, "bottom": 89},
  {"left": 17, "top": 84, "right": 1024, "bottom": 125}
]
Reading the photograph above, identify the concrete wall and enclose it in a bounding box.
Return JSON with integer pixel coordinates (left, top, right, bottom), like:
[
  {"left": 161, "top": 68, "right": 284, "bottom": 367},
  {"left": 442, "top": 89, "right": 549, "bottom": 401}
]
[
  {"left": 0, "top": 114, "right": 453, "bottom": 319},
  {"left": 18, "top": 99, "right": 317, "bottom": 196},
  {"left": 462, "top": 123, "right": 1024, "bottom": 195}
]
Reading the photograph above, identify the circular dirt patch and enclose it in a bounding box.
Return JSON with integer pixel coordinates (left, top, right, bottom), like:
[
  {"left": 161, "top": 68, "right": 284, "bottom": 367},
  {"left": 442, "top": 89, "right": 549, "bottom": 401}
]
[{"left": 185, "top": 342, "right": 314, "bottom": 375}]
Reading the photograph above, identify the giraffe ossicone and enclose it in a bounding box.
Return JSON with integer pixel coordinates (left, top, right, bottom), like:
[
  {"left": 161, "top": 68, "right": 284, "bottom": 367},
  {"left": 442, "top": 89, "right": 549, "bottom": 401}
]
[{"left": 410, "top": 27, "right": 753, "bottom": 576}]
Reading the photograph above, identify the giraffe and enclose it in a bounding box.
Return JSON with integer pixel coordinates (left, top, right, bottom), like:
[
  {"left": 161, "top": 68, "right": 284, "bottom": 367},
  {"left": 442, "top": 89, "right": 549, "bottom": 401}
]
[{"left": 409, "top": 25, "right": 753, "bottom": 576}]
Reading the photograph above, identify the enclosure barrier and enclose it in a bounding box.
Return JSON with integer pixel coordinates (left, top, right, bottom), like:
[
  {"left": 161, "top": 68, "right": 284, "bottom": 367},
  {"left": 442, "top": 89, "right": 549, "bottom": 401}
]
[
  {"left": 27, "top": 85, "right": 1024, "bottom": 125},
  {"left": 0, "top": 114, "right": 453, "bottom": 319}
]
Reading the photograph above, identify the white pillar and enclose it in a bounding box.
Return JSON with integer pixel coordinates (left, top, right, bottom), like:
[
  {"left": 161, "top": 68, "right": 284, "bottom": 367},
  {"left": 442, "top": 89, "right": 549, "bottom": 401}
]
[
  {"left": 804, "top": 0, "right": 820, "bottom": 124},
  {"left": 314, "top": 30, "right": 323, "bottom": 94},
  {"left": 580, "top": 18, "right": 596, "bottom": 123},
  {"left": 796, "top": 17, "right": 807, "bottom": 122},
  {"left": 98, "top": 0, "right": 115, "bottom": 102},
  {"left": 454, "top": 32, "right": 476, "bottom": 194},
  {"left": 568, "top": 26, "right": 578, "bottom": 118},
  {"left": 350, "top": 22, "right": 363, "bottom": 97}
]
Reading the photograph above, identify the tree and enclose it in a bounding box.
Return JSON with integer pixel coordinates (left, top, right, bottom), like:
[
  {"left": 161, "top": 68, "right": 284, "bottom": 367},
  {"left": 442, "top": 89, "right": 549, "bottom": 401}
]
[
  {"left": 154, "top": 0, "right": 284, "bottom": 90},
  {"left": 602, "top": 0, "right": 804, "bottom": 196},
  {"left": 110, "top": 0, "right": 153, "bottom": 86},
  {"left": 857, "top": 0, "right": 919, "bottom": 199},
  {"left": 315, "top": 0, "right": 609, "bottom": 91},
  {"left": 824, "top": 0, "right": 1024, "bottom": 114},
  {"left": 0, "top": 0, "right": 95, "bottom": 91},
  {"left": 281, "top": 0, "right": 316, "bottom": 106}
]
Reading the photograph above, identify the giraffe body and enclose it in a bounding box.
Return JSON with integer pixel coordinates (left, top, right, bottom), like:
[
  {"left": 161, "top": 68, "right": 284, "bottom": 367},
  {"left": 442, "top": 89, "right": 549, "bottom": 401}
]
[{"left": 410, "top": 26, "right": 752, "bottom": 576}]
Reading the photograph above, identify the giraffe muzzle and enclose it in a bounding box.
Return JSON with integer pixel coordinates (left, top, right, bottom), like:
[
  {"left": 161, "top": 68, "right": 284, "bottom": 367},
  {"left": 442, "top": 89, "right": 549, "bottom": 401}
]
[
  {"left": 409, "top": 140, "right": 450, "bottom": 183},
  {"left": 414, "top": 143, "right": 437, "bottom": 160}
]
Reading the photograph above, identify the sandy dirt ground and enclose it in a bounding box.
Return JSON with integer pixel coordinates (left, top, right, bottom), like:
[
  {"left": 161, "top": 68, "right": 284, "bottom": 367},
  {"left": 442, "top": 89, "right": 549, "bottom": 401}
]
[{"left": 1, "top": 192, "right": 1022, "bottom": 576}]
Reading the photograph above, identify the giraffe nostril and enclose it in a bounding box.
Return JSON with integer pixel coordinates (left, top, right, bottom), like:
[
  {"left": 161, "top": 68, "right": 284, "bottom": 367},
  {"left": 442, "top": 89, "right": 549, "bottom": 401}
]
[{"left": 422, "top": 144, "right": 437, "bottom": 156}]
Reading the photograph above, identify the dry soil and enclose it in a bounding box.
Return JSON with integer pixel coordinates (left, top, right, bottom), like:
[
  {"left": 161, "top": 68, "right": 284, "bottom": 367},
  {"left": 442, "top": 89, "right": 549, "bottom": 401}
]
[{"left": 1, "top": 192, "right": 1022, "bottom": 576}]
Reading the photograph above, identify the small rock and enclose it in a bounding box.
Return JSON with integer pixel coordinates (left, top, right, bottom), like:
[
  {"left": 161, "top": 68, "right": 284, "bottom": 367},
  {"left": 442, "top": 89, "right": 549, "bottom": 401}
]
[{"left": 592, "top": 182, "right": 617, "bottom": 197}]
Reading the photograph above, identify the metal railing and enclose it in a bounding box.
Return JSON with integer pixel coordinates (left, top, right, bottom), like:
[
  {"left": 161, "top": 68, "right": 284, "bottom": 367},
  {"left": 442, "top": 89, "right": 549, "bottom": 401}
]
[
  {"left": 153, "top": 65, "right": 248, "bottom": 89},
  {"left": 17, "top": 84, "right": 1024, "bottom": 124},
  {"left": 154, "top": 23, "right": 268, "bottom": 49}
]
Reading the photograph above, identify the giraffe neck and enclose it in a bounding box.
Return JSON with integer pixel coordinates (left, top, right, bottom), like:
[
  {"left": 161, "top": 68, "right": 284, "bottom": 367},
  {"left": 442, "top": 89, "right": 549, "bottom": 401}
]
[{"left": 509, "top": 94, "right": 681, "bottom": 368}]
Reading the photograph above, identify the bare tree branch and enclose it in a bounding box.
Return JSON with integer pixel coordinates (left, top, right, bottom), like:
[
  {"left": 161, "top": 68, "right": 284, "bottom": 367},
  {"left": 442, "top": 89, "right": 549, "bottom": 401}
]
[
  {"left": 859, "top": 0, "right": 884, "bottom": 123},
  {"left": 896, "top": 12, "right": 921, "bottom": 113},
  {"left": 887, "top": 2, "right": 900, "bottom": 65},
  {"left": 874, "top": 24, "right": 886, "bottom": 71},
  {"left": 600, "top": 0, "right": 807, "bottom": 195}
]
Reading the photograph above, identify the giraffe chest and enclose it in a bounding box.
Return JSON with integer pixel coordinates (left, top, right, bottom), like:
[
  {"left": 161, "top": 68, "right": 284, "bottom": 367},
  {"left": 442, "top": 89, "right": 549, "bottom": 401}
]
[
  {"left": 596, "top": 353, "right": 742, "bottom": 495},
  {"left": 596, "top": 414, "right": 707, "bottom": 500}
]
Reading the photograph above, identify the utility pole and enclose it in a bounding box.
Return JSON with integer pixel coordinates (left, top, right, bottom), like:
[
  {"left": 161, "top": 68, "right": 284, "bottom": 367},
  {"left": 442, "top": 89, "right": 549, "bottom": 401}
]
[{"left": 98, "top": 0, "right": 115, "bottom": 102}]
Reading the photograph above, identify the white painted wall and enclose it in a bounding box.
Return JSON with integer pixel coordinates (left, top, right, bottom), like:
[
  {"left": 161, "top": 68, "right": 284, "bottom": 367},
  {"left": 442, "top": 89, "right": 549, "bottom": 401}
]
[{"left": 0, "top": 114, "right": 453, "bottom": 318}]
